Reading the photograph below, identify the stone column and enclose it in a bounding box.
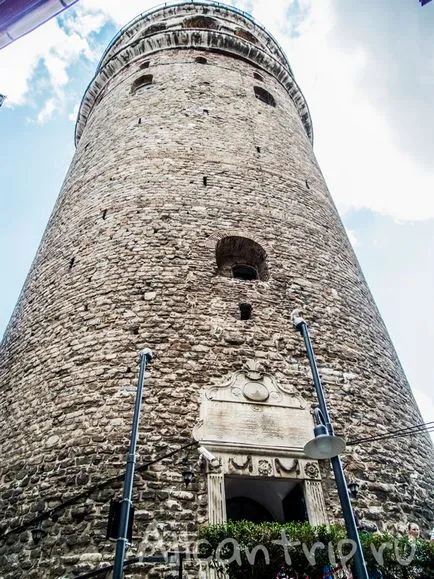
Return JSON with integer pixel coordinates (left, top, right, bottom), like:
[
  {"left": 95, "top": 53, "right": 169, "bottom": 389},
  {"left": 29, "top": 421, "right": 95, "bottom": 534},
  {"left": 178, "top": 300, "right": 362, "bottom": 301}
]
[
  {"left": 207, "top": 473, "right": 227, "bottom": 524},
  {"left": 304, "top": 480, "right": 329, "bottom": 526}
]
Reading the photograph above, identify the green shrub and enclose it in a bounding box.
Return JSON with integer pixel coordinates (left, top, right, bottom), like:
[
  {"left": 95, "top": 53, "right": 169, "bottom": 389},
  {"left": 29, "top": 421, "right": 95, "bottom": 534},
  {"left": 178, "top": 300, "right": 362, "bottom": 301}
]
[{"left": 198, "top": 521, "right": 434, "bottom": 578}]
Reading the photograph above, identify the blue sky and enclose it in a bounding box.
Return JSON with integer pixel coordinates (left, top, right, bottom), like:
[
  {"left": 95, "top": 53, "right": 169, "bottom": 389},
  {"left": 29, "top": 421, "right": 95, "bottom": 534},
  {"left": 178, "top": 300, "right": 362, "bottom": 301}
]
[{"left": 0, "top": 0, "right": 433, "bottom": 435}]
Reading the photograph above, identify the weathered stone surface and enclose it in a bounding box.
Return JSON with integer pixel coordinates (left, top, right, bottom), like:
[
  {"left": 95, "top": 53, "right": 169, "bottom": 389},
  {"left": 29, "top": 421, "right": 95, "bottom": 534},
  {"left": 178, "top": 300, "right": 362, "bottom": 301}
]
[{"left": 0, "top": 2, "right": 433, "bottom": 578}]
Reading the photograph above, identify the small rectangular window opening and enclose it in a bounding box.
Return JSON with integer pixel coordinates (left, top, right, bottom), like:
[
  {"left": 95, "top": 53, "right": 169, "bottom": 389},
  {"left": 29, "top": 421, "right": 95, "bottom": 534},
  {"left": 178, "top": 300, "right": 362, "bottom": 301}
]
[
  {"left": 203, "top": 176, "right": 208, "bottom": 186},
  {"left": 138, "top": 118, "right": 141, "bottom": 124},
  {"left": 69, "top": 257, "right": 75, "bottom": 270},
  {"left": 305, "top": 179, "right": 310, "bottom": 189},
  {"left": 102, "top": 210, "right": 107, "bottom": 220},
  {"left": 203, "top": 109, "right": 209, "bottom": 115},
  {"left": 239, "top": 303, "right": 252, "bottom": 320},
  {"left": 256, "top": 146, "right": 261, "bottom": 153}
]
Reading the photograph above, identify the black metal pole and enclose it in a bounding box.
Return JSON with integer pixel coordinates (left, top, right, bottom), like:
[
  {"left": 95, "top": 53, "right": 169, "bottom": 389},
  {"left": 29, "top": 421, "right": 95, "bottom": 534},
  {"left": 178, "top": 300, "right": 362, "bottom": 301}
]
[
  {"left": 113, "top": 348, "right": 153, "bottom": 579},
  {"left": 292, "top": 315, "right": 369, "bottom": 579},
  {"left": 178, "top": 552, "right": 184, "bottom": 579}
]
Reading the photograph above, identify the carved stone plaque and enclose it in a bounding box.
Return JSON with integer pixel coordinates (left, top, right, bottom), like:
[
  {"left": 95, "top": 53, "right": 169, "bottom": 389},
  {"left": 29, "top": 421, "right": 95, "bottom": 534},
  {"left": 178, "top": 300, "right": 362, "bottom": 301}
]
[
  {"left": 200, "top": 399, "right": 312, "bottom": 450},
  {"left": 243, "top": 381, "right": 269, "bottom": 402},
  {"left": 198, "top": 360, "right": 313, "bottom": 451}
]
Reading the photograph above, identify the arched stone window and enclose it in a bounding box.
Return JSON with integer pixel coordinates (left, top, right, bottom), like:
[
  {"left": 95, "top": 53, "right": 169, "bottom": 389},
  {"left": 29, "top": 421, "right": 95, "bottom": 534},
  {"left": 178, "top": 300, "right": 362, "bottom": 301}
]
[
  {"left": 195, "top": 56, "right": 208, "bottom": 64},
  {"left": 216, "top": 236, "right": 268, "bottom": 281},
  {"left": 254, "top": 86, "right": 276, "bottom": 107},
  {"left": 235, "top": 28, "right": 258, "bottom": 44},
  {"left": 139, "top": 61, "right": 150, "bottom": 69},
  {"left": 253, "top": 72, "right": 264, "bottom": 82},
  {"left": 183, "top": 16, "right": 219, "bottom": 29},
  {"left": 131, "top": 74, "right": 153, "bottom": 94},
  {"left": 143, "top": 23, "right": 167, "bottom": 36}
]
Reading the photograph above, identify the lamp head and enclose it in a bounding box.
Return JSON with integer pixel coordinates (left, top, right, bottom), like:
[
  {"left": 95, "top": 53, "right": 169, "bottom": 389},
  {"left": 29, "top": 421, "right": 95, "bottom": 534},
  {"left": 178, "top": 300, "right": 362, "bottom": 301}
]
[
  {"left": 140, "top": 348, "right": 153, "bottom": 361},
  {"left": 182, "top": 465, "right": 194, "bottom": 487},
  {"left": 348, "top": 480, "right": 360, "bottom": 499},
  {"left": 291, "top": 309, "right": 305, "bottom": 329},
  {"left": 30, "top": 521, "right": 47, "bottom": 544},
  {"left": 304, "top": 426, "right": 346, "bottom": 459},
  {"left": 181, "top": 455, "right": 195, "bottom": 487}
]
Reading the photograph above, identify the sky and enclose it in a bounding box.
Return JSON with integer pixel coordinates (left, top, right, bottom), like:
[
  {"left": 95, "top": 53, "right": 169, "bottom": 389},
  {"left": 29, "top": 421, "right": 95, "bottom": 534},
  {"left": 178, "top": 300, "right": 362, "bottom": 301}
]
[{"left": 0, "top": 0, "right": 433, "bottom": 439}]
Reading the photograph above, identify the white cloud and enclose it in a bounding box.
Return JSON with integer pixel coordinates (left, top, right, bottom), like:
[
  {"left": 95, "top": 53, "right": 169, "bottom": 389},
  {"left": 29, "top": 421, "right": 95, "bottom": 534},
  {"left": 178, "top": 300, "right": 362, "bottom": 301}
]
[
  {"left": 0, "top": 2, "right": 108, "bottom": 121},
  {"left": 44, "top": 32, "right": 90, "bottom": 87},
  {"left": 63, "top": 5, "right": 108, "bottom": 37},
  {"left": 37, "top": 97, "right": 57, "bottom": 124},
  {"left": 224, "top": 0, "right": 434, "bottom": 221},
  {"left": 78, "top": 0, "right": 157, "bottom": 27},
  {"left": 345, "top": 228, "right": 358, "bottom": 247},
  {"left": 1, "top": 19, "right": 74, "bottom": 106},
  {"left": 1, "top": 0, "right": 434, "bottom": 219},
  {"left": 248, "top": 0, "right": 297, "bottom": 33},
  {"left": 68, "top": 102, "right": 79, "bottom": 122},
  {"left": 0, "top": 0, "right": 152, "bottom": 121},
  {"left": 269, "top": 0, "right": 434, "bottom": 222}
]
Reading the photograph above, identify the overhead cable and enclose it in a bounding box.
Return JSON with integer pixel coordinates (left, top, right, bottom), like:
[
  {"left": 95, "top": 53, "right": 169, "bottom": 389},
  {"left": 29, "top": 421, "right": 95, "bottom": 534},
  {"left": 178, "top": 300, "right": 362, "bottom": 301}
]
[
  {"left": 347, "top": 421, "right": 434, "bottom": 446},
  {"left": 0, "top": 440, "right": 197, "bottom": 541}
]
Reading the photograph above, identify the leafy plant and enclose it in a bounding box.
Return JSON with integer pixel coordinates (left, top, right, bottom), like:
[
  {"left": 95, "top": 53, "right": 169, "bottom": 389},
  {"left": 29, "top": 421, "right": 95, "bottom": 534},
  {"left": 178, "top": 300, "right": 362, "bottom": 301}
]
[{"left": 198, "top": 521, "right": 434, "bottom": 578}]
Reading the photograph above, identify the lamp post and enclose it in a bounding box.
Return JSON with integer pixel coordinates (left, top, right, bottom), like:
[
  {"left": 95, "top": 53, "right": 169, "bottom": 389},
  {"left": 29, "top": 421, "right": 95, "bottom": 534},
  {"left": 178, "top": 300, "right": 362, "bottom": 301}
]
[
  {"left": 112, "top": 348, "right": 153, "bottom": 579},
  {"left": 292, "top": 313, "right": 369, "bottom": 579}
]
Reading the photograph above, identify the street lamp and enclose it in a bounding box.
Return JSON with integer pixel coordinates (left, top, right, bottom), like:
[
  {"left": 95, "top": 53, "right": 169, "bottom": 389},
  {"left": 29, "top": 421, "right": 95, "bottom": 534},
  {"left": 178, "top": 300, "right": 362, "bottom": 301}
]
[
  {"left": 304, "top": 408, "right": 346, "bottom": 459},
  {"left": 181, "top": 457, "right": 195, "bottom": 487},
  {"left": 348, "top": 480, "right": 360, "bottom": 500},
  {"left": 30, "top": 520, "right": 47, "bottom": 544},
  {"left": 112, "top": 348, "right": 153, "bottom": 579},
  {"left": 292, "top": 312, "right": 369, "bottom": 579}
]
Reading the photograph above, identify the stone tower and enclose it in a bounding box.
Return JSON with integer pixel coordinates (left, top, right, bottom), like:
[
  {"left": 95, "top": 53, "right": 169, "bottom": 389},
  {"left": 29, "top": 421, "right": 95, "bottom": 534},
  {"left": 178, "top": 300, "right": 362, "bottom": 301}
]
[{"left": 0, "top": 1, "right": 432, "bottom": 577}]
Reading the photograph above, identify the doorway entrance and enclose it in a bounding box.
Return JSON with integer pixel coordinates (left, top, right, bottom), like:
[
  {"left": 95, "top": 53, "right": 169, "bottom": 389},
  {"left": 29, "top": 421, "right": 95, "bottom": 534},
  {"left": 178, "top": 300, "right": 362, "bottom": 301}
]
[{"left": 225, "top": 477, "right": 308, "bottom": 523}]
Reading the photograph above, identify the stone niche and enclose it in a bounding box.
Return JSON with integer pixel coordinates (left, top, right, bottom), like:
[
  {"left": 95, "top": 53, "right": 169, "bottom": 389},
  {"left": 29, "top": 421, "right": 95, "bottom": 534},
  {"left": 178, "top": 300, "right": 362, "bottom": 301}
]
[{"left": 194, "top": 360, "right": 328, "bottom": 527}]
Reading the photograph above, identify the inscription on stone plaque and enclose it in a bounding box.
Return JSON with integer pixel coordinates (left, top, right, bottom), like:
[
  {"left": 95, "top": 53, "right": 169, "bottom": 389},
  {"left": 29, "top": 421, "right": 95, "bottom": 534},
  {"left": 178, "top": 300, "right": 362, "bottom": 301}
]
[{"left": 198, "top": 360, "right": 313, "bottom": 451}]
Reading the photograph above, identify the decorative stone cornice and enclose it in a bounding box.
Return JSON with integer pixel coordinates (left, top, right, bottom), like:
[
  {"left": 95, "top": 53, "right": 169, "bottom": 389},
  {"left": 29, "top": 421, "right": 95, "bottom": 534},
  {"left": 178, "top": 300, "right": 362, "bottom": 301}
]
[{"left": 74, "top": 1, "right": 313, "bottom": 145}]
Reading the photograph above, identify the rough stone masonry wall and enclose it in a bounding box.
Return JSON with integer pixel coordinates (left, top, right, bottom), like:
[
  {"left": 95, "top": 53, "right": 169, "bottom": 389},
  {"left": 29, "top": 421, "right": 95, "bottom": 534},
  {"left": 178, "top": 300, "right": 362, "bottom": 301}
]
[{"left": 0, "top": 3, "right": 433, "bottom": 578}]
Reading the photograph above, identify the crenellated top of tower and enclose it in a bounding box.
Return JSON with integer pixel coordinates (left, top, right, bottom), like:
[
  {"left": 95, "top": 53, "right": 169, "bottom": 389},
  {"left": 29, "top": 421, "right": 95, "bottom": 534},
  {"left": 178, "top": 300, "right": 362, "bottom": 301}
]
[{"left": 74, "top": 0, "right": 313, "bottom": 145}]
